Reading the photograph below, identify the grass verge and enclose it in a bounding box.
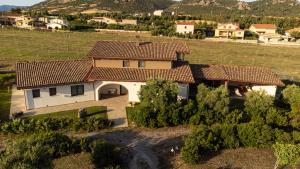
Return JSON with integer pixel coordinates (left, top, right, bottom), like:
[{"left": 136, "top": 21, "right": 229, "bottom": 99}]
[{"left": 28, "top": 106, "right": 107, "bottom": 120}]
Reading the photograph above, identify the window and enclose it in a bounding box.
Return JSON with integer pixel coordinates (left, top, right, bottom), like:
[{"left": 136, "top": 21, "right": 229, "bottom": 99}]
[
  {"left": 138, "top": 60, "right": 145, "bottom": 68},
  {"left": 71, "top": 85, "right": 84, "bottom": 96},
  {"left": 184, "top": 26, "right": 187, "bottom": 29},
  {"left": 123, "top": 60, "right": 130, "bottom": 68},
  {"left": 32, "top": 89, "right": 40, "bottom": 98},
  {"left": 49, "top": 87, "right": 57, "bottom": 96}
]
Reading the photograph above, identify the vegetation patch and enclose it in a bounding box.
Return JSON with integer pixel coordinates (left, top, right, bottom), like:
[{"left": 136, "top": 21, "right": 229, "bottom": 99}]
[
  {"left": 0, "top": 132, "right": 122, "bottom": 169},
  {"left": 28, "top": 106, "right": 107, "bottom": 120}
]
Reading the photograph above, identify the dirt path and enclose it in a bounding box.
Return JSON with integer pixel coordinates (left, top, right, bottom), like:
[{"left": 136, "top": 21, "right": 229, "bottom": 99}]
[{"left": 75, "top": 126, "right": 190, "bottom": 169}]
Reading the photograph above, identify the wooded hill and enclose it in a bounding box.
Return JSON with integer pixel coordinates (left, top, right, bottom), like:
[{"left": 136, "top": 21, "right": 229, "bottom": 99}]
[
  {"left": 173, "top": 0, "right": 300, "bottom": 17},
  {"left": 31, "top": 0, "right": 300, "bottom": 17},
  {"left": 31, "top": 0, "right": 173, "bottom": 14}
]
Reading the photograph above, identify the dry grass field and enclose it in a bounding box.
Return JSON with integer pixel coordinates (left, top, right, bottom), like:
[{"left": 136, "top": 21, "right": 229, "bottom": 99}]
[{"left": 1, "top": 28, "right": 300, "bottom": 80}]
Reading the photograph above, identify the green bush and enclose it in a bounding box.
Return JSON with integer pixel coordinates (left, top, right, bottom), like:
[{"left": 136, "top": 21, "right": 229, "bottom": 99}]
[
  {"left": 181, "top": 125, "right": 219, "bottom": 164},
  {"left": 274, "top": 128, "right": 293, "bottom": 144},
  {"left": 237, "top": 123, "right": 274, "bottom": 148},
  {"left": 0, "top": 132, "right": 73, "bottom": 169},
  {"left": 244, "top": 90, "right": 274, "bottom": 123},
  {"left": 283, "top": 85, "right": 300, "bottom": 114},
  {"left": 0, "top": 117, "right": 112, "bottom": 134},
  {"left": 196, "top": 84, "right": 229, "bottom": 115},
  {"left": 90, "top": 140, "right": 120, "bottom": 168},
  {"left": 266, "top": 107, "right": 289, "bottom": 127},
  {"left": 128, "top": 80, "right": 197, "bottom": 128},
  {"left": 273, "top": 143, "right": 300, "bottom": 168}
]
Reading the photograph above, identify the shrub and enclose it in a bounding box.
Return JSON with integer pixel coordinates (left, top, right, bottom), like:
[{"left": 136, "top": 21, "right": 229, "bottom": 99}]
[
  {"left": 273, "top": 143, "right": 300, "bottom": 168},
  {"left": 274, "top": 128, "right": 293, "bottom": 144},
  {"left": 90, "top": 140, "right": 120, "bottom": 168},
  {"left": 244, "top": 90, "right": 274, "bottom": 123},
  {"left": 283, "top": 85, "right": 300, "bottom": 114},
  {"left": 224, "top": 109, "right": 249, "bottom": 125},
  {"left": 0, "top": 132, "right": 73, "bottom": 169},
  {"left": 266, "top": 107, "right": 289, "bottom": 127},
  {"left": 181, "top": 125, "right": 221, "bottom": 164},
  {"left": 139, "top": 79, "right": 179, "bottom": 111},
  {"left": 218, "top": 124, "right": 239, "bottom": 149},
  {"left": 128, "top": 80, "right": 197, "bottom": 128},
  {"left": 0, "top": 117, "right": 112, "bottom": 134},
  {"left": 196, "top": 84, "right": 229, "bottom": 115},
  {"left": 237, "top": 123, "right": 274, "bottom": 148}
]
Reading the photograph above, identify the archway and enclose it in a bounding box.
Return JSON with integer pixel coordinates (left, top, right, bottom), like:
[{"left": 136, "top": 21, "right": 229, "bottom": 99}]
[{"left": 97, "top": 83, "right": 128, "bottom": 100}]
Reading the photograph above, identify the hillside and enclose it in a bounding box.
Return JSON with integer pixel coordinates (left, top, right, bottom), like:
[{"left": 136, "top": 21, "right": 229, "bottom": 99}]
[
  {"left": 31, "top": 0, "right": 173, "bottom": 14},
  {"left": 30, "top": 0, "right": 300, "bottom": 16},
  {"left": 173, "top": 0, "right": 300, "bottom": 17}
]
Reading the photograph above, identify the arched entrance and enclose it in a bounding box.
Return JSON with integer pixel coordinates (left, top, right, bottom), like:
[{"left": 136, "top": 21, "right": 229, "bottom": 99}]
[{"left": 97, "top": 83, "right": 128, "bottom": 100}]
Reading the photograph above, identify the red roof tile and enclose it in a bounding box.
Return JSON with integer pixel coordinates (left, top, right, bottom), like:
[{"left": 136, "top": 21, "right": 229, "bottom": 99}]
[
  {"left": 16, "top": 60, "right": 92, "bottom": 89},
  {"left": 191, "top": 64, "right": 284, "bottom": 86},
  {"left": 88, "top": 41, "right": 190, "bottom": 61},
  {"left": 251, "top": 24, "right": 277, "bottom": 29},
  {"left": 88, "top": 61, "right": 195, "bottom": 83}
]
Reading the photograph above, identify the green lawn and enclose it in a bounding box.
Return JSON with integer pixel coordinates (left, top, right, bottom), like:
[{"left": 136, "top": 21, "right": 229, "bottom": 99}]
[
  {"left": 28, "top": 106, "right": 107, "bottom": 120},
  {"left": 1, "top": 28, "right": 300, "bottom": 80},
  {"left": 0, "top": 87, "right": 11, "bottom": 121}
]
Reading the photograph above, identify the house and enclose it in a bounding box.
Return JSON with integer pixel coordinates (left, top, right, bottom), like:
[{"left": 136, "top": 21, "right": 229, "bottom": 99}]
[
  {"left": 175, "top": 21, "right": 195, "bottom": 34},
  {"left": 249, "top": 24, "right": 277, "bottom": 35},
  {"left": 285, "top": 27, "right": 300, "bottom": 37},
  {"left": 190, "top": 64, "right": 284, "bottom": 97},
  {"left": 88, "top": 17, "right": 118, "bottom": 25},
  {"left": 46, "top": 18, "right": 68, "bottom": 30},
  {"left": 215, "top": 23, "right": 244, "bottom": 39},
  {"left": 88, "top": 17, "right": 137, "bottom": 25},
  {"left": 15, "top": 15, "right": 33, "bottom": 29},
  {"left": 258, "top": 33, "right": 290, "bottom": 44},
  {"left": 153, "top": 10, "right": 164, "bottom": 16},
  {"left": 0, "top": 14, "right": 22, "bottom": 26},
  {"left": 16, "top": 41, "right": 284, "bottom": 110}
]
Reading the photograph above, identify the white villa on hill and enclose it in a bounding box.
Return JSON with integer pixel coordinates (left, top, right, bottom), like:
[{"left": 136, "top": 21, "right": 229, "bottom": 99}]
[
  {"left": 215, "top": 23, "right": 244, "bottom": 39},
  {"left": 16, "top": 41, "right": 284, "bottom": 110},
  {"left": 46, "top": 18, "right": 69, "bottom": 30},
  {"left": 175, "top": 21, "right": 195, "bottom": 34},
  {"left": 249, "top": 24, "right": 277, "bottom": 35}
]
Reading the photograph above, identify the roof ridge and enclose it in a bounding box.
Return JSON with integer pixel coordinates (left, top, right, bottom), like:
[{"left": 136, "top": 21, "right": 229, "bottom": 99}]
[{"left": 16, "top": 59, "right": 92, "bottom": 64}]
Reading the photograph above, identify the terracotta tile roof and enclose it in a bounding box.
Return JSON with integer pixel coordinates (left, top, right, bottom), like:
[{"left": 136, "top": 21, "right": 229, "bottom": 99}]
[
  {"left": 286, "top": 28, "right": 300, "bottom": 33},
  {"left": 88, "top": 41, "right": 190, "bottom": 61},
  {"left": 16, "top": 60, "right": 92, "bottom": 89},
  {"left": 190, "top": 64, "right": 284, "bottom": 86},
  {"left": 88, "top": 61, "right": 195, "bottom": 83},
  {"left": 251, "top": 24, "right": 277, "bottom": 29}
]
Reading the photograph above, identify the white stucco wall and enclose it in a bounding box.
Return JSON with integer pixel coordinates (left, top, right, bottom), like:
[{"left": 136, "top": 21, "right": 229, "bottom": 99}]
[
  {"left": 176, "top": 25, "right": 195, "bottom": 34},
  {"left": 251, "top": 85, "right": 277, "bottom": 97},
  {"left": 24, "top": 81, "right": 190, "bottom": 109},
  {"left": 94, "top": 81, "right": 146, "bottom": 103},
  {"left": 25, "top": 83, "right": 95, "bottom": 110},
  {"left": 94, "top": 81, "right": 189, "bottom": 103}
]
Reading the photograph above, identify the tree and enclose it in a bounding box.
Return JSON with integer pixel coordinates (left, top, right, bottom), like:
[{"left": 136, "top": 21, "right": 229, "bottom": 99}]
[
  {"left": 195, "top": 84, "right": 230, "bottom": 124},
  {"left": 139, "top": 79, "right": 179, "bottom": 112},
  {"left": 283, "top": 85, "right": 300, "bottom": 114},
  {"left": 282, "top": 85, "right": 300, "bottom": 129},
  {"left": 196, "top": 84, "right": 229, "bottom": 114},
  {"left": 181, "top": 125, "right": 221, "bottom": 164},
  {"left": 244, "top": 90, "right": 274, "bottom": 123}
]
